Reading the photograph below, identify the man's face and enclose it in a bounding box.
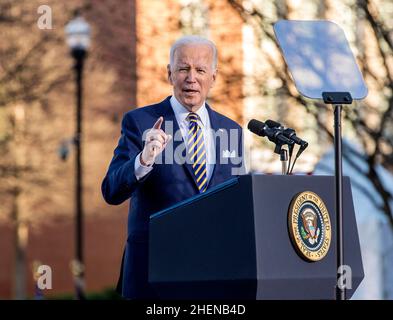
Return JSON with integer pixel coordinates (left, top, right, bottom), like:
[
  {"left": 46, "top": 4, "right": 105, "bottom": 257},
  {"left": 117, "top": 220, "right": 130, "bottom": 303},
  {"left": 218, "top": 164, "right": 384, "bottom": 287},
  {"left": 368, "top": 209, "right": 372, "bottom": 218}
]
[{"left": 168, "top": 44, "right": 217, "bottom": 111}]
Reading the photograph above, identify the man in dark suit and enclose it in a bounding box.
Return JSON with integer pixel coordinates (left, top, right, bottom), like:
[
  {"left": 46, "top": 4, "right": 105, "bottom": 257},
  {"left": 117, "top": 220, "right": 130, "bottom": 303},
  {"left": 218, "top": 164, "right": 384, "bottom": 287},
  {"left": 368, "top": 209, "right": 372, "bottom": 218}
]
[{"left": 102, "top": 35, "right": 244, "bottom": 299}]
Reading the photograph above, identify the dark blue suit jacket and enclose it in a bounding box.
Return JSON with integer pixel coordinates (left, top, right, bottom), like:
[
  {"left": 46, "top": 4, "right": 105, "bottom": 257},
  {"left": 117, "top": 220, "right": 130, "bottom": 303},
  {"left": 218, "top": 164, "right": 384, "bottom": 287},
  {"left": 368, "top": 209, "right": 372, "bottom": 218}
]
[{"left": 102, "top": 96, "right": 243, "bottom": 299}]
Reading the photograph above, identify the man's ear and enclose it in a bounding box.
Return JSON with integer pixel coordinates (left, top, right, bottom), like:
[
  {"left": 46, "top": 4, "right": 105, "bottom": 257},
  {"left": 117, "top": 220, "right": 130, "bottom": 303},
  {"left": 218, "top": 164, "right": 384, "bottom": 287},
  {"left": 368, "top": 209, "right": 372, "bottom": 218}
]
[
  {"left": 211, "top": 68, "right": 218, "bottom": 87},
  {"left": 167, "top": 64, "right": 173, "bottom": 85}
]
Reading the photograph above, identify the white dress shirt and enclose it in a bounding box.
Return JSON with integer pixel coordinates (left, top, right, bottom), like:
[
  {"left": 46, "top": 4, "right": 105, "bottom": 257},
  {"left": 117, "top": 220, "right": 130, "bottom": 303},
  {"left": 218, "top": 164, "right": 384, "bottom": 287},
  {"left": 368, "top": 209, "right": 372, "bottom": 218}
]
[{"left": 134, "top": 95, "right": 215, "bottom": 183}]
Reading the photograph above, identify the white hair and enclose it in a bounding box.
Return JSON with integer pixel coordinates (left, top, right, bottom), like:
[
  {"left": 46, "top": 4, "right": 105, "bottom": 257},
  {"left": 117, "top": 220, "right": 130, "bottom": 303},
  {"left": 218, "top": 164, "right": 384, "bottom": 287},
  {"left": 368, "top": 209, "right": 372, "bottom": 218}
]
[{"left": 169, "top": 35, "right": 218, "bottom": 70}]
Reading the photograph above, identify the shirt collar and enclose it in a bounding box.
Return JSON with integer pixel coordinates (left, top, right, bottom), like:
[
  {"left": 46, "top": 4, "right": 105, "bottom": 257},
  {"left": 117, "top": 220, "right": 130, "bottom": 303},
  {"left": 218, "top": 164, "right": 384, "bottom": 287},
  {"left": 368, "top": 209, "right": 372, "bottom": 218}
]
[{"left": 170, "top": 95, "right": 208, "bottom": 127}]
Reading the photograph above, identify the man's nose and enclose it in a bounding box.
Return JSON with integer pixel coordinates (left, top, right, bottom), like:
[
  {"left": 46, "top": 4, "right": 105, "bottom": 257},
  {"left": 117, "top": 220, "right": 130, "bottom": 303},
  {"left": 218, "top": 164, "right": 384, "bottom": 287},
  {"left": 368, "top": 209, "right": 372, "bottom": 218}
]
[{"left": 186, "top": 69, "right": 197, "bottom": 82}]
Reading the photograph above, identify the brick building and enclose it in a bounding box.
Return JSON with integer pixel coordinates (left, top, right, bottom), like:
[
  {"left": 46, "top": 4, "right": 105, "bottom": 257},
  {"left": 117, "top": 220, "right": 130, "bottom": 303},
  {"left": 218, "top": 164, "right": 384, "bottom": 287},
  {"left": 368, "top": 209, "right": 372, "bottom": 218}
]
[{"left": 0, "top": 0, "right": 244, "bottom": 299}]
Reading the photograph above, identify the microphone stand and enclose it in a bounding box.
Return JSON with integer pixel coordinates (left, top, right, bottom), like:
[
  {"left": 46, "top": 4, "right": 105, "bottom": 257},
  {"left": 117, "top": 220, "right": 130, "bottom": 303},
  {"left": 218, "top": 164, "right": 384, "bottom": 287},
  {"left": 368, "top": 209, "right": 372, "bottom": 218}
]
[
  {"left": 280, "top": 149, "right": 288, "bottom": 175},
  {"left": 275, "top": 141, "right": 293, "bottom": 176}
]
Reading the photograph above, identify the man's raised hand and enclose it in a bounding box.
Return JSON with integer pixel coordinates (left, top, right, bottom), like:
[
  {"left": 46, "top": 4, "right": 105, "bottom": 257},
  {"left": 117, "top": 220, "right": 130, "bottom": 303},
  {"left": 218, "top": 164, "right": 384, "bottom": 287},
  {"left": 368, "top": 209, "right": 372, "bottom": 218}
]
[{"left": 140, "top": 117, "right": 171, "bottom": 166}]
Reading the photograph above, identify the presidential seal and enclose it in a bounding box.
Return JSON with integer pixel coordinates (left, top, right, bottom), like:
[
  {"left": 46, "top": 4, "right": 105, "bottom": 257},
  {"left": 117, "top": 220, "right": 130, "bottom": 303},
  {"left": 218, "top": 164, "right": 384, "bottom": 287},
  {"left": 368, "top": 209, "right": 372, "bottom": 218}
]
[{"left": 288, "top": 191, "right": 331, "bottom": 262}]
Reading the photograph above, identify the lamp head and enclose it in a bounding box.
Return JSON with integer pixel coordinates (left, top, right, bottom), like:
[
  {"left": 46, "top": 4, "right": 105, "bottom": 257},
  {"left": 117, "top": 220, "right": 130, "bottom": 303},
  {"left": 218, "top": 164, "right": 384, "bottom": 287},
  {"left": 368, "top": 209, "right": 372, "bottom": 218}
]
[{"left": 65, "top": 16, "right": 91, "bottom": 51}]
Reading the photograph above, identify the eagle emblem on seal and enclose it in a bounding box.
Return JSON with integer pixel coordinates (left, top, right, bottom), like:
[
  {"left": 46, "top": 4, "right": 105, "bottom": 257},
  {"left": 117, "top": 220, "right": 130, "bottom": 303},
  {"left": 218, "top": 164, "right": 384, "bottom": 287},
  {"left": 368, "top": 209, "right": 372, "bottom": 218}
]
[{"left": 300, "top": 209, "right": 321, "bottom": 245}]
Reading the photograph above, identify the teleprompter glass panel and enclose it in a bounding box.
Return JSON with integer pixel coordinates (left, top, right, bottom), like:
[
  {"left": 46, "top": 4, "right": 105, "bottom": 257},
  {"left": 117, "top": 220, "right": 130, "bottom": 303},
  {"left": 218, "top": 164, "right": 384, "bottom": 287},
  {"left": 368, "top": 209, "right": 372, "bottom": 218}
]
[{"left": 274, "top": 20, "right": 368, "bottom": 100}]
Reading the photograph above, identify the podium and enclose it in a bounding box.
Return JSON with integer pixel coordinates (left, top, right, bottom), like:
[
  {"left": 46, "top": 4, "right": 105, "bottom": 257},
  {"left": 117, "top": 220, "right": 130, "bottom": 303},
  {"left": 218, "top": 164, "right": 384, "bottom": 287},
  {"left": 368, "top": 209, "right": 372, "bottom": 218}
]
[{"left": 149, "top": 174, "right": 364, "bottom": 299}]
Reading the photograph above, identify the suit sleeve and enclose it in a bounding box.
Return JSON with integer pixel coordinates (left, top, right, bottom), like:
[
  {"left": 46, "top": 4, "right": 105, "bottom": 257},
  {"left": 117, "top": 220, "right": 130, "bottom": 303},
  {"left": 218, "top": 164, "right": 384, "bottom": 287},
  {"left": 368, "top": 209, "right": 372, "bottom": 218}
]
[{"left": 101, "top": 113, "right": 151, "bottom": 205}]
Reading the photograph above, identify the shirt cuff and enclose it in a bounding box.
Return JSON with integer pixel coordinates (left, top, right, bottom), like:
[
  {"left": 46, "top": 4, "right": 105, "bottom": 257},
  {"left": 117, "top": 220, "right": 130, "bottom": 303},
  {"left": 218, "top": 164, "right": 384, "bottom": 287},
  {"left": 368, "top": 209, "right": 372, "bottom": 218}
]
[{"left": 134, "top": 152, "right": 154, "bottom": 180}]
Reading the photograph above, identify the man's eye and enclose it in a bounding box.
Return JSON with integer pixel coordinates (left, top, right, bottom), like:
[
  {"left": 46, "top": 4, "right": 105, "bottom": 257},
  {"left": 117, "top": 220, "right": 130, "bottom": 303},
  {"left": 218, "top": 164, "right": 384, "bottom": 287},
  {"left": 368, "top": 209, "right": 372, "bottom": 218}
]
[
  {"left": 197, "top": 69, "right": 206, "bottom": 73},
  {"left": 179, "top": 68, "right": 188, "bottom": 71}
]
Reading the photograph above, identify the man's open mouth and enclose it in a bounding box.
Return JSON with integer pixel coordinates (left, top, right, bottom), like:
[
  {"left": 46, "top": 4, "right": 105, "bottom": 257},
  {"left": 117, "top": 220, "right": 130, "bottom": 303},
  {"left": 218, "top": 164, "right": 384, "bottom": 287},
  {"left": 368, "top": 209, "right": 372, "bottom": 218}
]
[{"left": 183, "top": 89, "right": 199, "bottom": 93}]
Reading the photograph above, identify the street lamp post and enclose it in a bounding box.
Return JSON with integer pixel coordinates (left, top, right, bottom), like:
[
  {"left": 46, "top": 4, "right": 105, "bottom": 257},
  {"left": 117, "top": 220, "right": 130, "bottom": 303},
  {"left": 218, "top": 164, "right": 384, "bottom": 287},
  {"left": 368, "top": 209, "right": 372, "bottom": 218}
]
[{"left": 65, "top": 15, "right": 90, "bottom": 300}]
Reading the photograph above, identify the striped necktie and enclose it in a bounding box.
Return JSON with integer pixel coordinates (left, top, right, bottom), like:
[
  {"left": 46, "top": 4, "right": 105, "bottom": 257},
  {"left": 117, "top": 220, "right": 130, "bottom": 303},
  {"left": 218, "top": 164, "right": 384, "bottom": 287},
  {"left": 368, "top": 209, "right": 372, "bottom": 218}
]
[{"left": 187, "top": 112, "right": 207, "bottom": 193}]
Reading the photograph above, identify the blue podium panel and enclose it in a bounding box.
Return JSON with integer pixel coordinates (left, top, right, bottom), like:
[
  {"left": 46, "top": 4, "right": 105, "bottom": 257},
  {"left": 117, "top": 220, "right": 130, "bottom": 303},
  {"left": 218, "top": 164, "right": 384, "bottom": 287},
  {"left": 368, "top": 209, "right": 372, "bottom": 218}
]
[{"left": 149, "top": 174, "right": 363, "bottom": 299}]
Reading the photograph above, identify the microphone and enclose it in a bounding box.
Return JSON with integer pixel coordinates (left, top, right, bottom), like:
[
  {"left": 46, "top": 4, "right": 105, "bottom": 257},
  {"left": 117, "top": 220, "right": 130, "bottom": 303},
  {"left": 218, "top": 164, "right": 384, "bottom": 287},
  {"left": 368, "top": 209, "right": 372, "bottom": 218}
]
[
  {"left": 264, "top": 119, "right": 309, "bottom": 174},
  {"left": 264, "top": 119, "right": 294, "bottom": 157},
  {"left": 248, "top": 119, "right": 294, "bottom": 146},
  {"left": 265, "top": 119, "right": 283, "bottom": 130},
  {"left": 283, "top": 128, "right": 308, "bottom": 149},
  {"left": 265, "top": 119, "right": 308, "bottom": 149}
]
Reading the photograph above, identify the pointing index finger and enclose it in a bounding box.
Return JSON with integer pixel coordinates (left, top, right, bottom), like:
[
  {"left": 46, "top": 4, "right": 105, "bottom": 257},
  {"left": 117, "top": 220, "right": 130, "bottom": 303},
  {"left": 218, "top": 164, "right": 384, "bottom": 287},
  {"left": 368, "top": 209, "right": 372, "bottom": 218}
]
[{"left": 153, "top": 117, "right": 163, "bottom": 130}]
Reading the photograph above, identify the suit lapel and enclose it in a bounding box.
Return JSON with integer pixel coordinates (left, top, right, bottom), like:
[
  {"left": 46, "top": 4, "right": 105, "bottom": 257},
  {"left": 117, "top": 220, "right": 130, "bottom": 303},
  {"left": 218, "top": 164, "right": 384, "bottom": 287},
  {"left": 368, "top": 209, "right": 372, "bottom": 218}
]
[
  {"left": 206, "top": 103, "right": 221, "bottom": 189},
  {"left": 157, "top": 97, "right": 222, "bottom": 191},
  {"left": 159, "top": 97, "right": 199, "bottom": 190}
]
